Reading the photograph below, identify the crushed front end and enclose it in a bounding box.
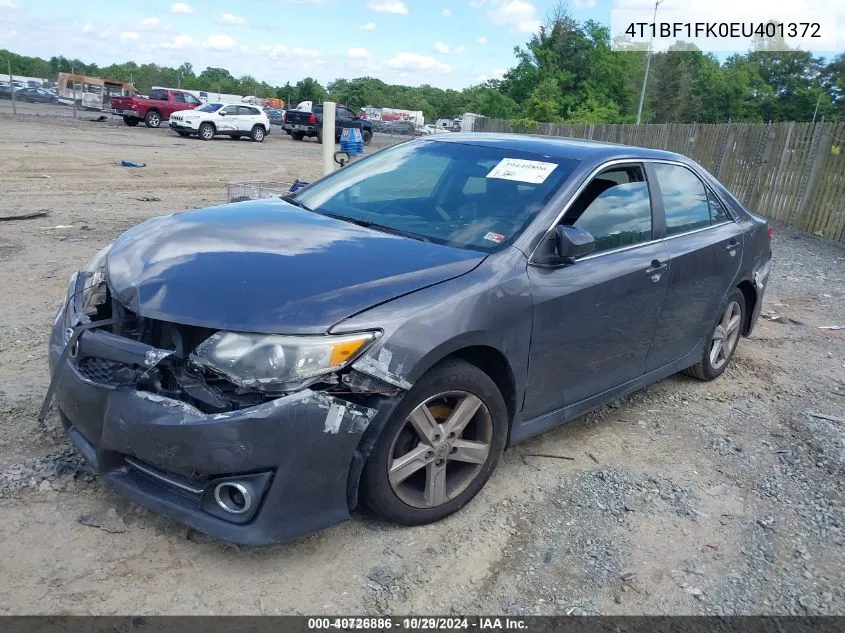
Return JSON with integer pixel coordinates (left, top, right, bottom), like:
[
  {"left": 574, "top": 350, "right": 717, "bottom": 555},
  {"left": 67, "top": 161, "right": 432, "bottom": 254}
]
[{"left": 46, "top": 270, "right": 396, "bottom": 546}]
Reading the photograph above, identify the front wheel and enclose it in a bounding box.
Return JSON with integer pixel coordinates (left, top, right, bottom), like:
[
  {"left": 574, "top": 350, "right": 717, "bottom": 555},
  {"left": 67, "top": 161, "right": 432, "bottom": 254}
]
[
  {"left": 361, "top": 359, "right": 508, "bottom": 525},
  {"left": 144, "top": 110, "right": 161, "bottom": 128},
  {"left": 198, "top": 122, "right": 215, "bottom": 141},
  {"left": 685, "top": 289, "right": 746, "bottom": 381},
  {"left": 251, "top": 125, "right": 266, "bottom": 142}
]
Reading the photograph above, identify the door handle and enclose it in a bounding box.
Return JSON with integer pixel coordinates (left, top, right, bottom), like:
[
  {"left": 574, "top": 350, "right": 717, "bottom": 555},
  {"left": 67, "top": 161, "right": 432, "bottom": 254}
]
[
  {"left": 726, "top": 238, "right": 740, "bottom": 253},
  {"left": 645, "top": 259, "right": 667, "bottom": 282}
]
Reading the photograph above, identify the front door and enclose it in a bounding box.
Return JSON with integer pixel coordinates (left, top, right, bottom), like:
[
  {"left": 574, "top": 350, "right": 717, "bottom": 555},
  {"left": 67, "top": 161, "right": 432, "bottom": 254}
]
[
  {"left": 523, "top": 164, "right": 670, "bottom": 420},
  {"left": 217, "top": 104, "right": 240, "bottom": 132},
  {"left": 645, "top": 162, "right": 744, "bottom": 370}
]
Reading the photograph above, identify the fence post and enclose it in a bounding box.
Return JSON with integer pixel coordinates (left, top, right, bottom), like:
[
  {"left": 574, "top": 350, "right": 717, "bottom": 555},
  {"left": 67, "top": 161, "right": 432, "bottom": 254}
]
[
  {"left": 746, "top": 122, "right": 774, "bottom": 206},
  {"left": 790, "top": 123, "right": 829, "bottom": 230},
  {"left": 715, "top": 123, "right": 733, "bottom": 178}
]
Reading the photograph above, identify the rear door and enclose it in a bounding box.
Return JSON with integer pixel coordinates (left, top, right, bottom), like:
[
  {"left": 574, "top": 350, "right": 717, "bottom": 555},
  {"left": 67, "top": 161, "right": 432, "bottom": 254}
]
[
  {"left": 645, "top": 161, "right": 744, "bottom": 370},
  {"left": 237, "top": 105, "right": 260, "bottom": 132},
  {"left": 336, "top": 106, "right": 358, "bottom": 137},
  {"left": 524, "top": 163, "right": 670, "bottom": 419}
]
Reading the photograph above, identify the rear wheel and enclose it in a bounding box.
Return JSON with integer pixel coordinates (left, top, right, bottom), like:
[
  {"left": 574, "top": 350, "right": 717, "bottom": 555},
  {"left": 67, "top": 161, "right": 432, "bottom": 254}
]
[
  {"left": 361, "top": 359, "right": 508, "bottom": 525},
  {"left": 292, "top": 131, "right": 305, "bottom": 141},
  {"left": 144, "top": 110, "right": 161, "bottom": 128},
  {"left": 123, "top": 116, "right": 139, "bottom": 127},
  {"left": 251, "top": 125, "right": 266, "bottom": 142},
  {"left": 362, "top": 129, "right": 372, "bottom": 145},
  {"left": 198, "top": 122, "right": 215, "bottom": 141},
  {"left": 685, "top": 289, "right": 745, "bottom": 381}
]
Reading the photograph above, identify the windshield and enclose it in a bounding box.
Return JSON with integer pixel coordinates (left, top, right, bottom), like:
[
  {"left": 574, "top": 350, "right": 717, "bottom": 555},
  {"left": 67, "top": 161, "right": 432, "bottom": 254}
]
[
  {"left": 294, "top": 140, "right": 579, "bottom": 252},
  {"left": 197, "top": 103, "right": 223, "bottom": 112}
]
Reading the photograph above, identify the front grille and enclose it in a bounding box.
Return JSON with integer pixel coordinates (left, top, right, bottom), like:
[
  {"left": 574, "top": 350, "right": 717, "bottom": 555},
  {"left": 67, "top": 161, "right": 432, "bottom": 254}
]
[{"left": 77, "top": 357, "right": 122, "bottom": 383}]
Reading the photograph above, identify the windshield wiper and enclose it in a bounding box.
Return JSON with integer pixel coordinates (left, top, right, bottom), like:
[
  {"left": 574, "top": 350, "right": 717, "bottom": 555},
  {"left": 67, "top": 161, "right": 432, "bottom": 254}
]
[
  {"left": 321, "top": 213, "right": 430, "bottom": 242},
  {"left": 281, "top": 195, "right": 312, "bottom": 212}
]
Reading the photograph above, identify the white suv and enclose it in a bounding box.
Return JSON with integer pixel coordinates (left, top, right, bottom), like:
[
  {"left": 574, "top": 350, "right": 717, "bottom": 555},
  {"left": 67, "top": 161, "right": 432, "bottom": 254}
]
[{"left": 169, "top": 103, "right": 271, "bottom": 142}]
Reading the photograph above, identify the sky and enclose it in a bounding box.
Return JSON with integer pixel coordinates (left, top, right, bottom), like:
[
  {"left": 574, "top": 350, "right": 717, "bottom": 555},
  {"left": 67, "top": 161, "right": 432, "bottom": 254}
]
[{"left": 0, "top": 0, "right": 842, "bottom": 90}]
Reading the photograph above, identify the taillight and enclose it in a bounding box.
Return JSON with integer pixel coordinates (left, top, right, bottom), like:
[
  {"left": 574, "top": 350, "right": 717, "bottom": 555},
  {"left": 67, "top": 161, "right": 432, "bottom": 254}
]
[
  {"left": 767, "top": 227, "right": 774, "bottom": 240},
  {"left": 309, "top": 113, "right": 316, "bottom": 125}
]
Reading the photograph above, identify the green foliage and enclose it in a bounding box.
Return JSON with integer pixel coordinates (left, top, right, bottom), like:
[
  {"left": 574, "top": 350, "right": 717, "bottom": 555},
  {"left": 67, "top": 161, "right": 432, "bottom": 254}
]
[
  {"left": 510, "top": 118, "right": 540, "bottom": 133},
  {"left": 2, "top": 10, "right": 843, "bottom": 125}
]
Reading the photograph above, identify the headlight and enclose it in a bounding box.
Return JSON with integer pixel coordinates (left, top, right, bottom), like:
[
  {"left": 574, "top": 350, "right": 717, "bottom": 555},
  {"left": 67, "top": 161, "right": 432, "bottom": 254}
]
[
  {"left": 192, "top": 331, "right": 379, "bottom": 391},
  {"left": 81, "top": 243, "right": 111, "bottom": 316}
]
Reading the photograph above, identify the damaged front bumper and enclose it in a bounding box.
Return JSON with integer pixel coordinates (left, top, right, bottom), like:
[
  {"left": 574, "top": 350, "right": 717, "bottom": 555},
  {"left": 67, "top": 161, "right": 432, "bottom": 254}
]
[{"left": 46, "top": 275, "right": 394, "bottom": 546}]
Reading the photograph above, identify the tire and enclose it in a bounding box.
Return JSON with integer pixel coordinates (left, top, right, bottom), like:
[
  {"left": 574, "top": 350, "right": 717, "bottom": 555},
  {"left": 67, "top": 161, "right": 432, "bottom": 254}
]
[
  {"left": 123, "top": 116, "right": 139, "bottom": 127},
  {"left": 362, "top": 129, "right": 372, "bottom": 145},
  {"left": 316, "top": 128, "right": 323, "bottom": 144},
  {"left": 361, "top": 358, "right": 508, "bottom": 526},
  {"left": 685, "top": 288, "right": 745, "bottom": 381},
  {"left": 292, "top": 132, "right": 305, "bottom": 141},
  {"left": 198, "top": 122, "right": 215, "bottom": 141},
  {"left": 144, "top": 110, "right": 161, "bottom": 128},
  {"left": 251, "top": 125, "right": 266, "bottom": 142}
]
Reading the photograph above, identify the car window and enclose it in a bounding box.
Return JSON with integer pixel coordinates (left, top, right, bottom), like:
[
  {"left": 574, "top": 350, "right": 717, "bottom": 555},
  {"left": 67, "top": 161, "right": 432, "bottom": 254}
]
[
  {"left": 295, "top": 140, "right": 581, "bottom": 252},
  {"left": 183, "top": 93, "right": 200, "bottom": 105},
  {"left": 238, "top": 106, "right": 258, "bottom": 115},
  {"left": 148, "top": 89, "right": 168, "bottom": 101},
  {"left": 197, "top": 103, "right": 223, "bottom": 112},
  {"left": 652, "top": 163, "right": 711, "bottom": 235},
  {"left": 707, "top": 190, "right": 731, "bottom": 224},
  {"left": 563, "top": 166, "right": 653, "bottom": 254},
  {"left": 221, "top": 105, "right": 239, "bottom": 115},
  {"left": 173, "top": 92, "right": 187, "bottom": 103}
]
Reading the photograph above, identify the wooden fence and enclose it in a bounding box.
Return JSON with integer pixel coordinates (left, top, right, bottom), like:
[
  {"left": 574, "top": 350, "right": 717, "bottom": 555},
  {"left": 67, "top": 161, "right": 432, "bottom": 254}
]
[{"left": 474, "top": 119, "right": 845, "bottom": 242}]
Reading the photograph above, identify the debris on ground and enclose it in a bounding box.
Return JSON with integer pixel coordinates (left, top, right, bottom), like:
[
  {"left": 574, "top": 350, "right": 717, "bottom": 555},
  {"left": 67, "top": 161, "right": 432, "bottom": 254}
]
[
  {"left": 134, "top": 196, "right": 162, "bottom": 202},
  {"left": 120, "top": 160, "right": 147, "bottom": 168},
  {"left": 77, "top": 507, "right": 127, "bottom": 534},
  {"left": 0, "top": 210, "right": 50, "bottom": 221}
]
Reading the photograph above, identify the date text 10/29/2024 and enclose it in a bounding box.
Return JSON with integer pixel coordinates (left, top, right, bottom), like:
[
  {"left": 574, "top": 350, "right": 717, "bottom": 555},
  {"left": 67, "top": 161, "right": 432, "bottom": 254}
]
[{"left": 307, "top": 618, "right": 528, "bottom": 631}]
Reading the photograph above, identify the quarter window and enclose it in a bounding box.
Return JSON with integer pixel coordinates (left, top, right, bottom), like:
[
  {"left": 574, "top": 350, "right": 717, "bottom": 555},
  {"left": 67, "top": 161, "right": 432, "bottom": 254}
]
[
  {"left": 707, "top": 190, "right": 731, "bottom": 224},
  {"left": 563, "top": 166, "right": 653, "bottom": 254},
  {"left": 652, "top": 163, "right": 711, "bottom": 235}
]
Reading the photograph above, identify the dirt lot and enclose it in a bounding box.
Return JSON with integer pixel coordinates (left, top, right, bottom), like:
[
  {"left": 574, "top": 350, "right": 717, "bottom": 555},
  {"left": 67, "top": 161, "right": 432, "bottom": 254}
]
[{"left": 0, "top": 105, "right": 843, "bottom": 616}]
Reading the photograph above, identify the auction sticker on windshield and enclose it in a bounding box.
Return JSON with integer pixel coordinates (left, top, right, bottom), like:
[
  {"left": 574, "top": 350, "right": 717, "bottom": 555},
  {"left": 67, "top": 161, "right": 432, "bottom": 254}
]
[
  {"left": 487, "top": 158, "right": 558, "bottom": 184},
  {"left": 483, "top": 231, "right": 506, "bottom": 244}
]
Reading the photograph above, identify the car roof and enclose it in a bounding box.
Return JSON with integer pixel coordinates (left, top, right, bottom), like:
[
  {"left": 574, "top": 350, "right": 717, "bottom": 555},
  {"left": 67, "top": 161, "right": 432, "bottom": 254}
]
[{"left": 429, "top": 132, "right": 685, "bottom": 164}]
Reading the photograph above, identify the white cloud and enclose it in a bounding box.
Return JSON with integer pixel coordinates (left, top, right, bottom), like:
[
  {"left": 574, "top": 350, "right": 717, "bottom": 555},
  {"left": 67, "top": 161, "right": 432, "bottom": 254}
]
[
  {"left": 361, "top": 22, "right": 377, "bottom": 30},
  {"left": 475, "top": 67, "right": 506, "bottom": 82},
  {"left": 366, "top": 0, "right": 409, "bottom": 14},
  {"left": 574, "top": 0, "right": 596, "bottom": 6},
  {"left": 138, "top": 16, "right": 160, "bottom": 27},
  {"left": 119, "top": 31, "right": 140, "bottom": 41},
  {"left": 387, "top": 52, "right": 451, "bottom": 72},
  {"left": 347, "top": 47, "right": 373, "bottom": 58},
  {"left": 170, "top": 2, "right": 194, "bottom": 14},
  {"left": 0, "top": 0, "right": 19, "bottom": 7},
  {"left": 477, "top": 36, "right": 487, "bottom": 43},
  {"left": 82, "top": 22, "right": 94, "bottom": 34},
  {"left": 434, "top": 41, "right": 451, "bottom": 53},
  {"left": 218, "top": 12, "right": 247, "bottom": 25},
  {"left": 162, "top": 33, "right": 194, "bottom": 49},
  {"left": 469, "top": 0, "right": 487, "bottom": 7},
  {"left": 204, "top": 34, "right": 236, "bottom": 50},
  {"left": 443, "top": 8, "right": 452, "bottom": 16},
  {"left": 487, "top": 0, "right": 540, "bottom": 34},
  {"left": 292, "top": 47, "right": 319, "bottom": 57},
  {"left": 455, "top": 45, "right": 466, "bottom": 52}
]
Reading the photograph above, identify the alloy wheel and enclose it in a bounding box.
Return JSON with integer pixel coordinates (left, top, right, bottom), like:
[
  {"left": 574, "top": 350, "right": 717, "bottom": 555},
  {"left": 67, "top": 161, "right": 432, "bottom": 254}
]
[
  {"left": 387, "top": 390, "right": 493, "bottom": 509},
  {"left": 710, "top": 300, "right": 742, "bottom": 370}
]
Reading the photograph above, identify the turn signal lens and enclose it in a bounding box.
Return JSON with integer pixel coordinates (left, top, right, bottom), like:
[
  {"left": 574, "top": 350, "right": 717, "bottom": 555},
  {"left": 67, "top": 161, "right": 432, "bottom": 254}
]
[{"left": 329, "top": 336, "right": 371, "bottom": 367}]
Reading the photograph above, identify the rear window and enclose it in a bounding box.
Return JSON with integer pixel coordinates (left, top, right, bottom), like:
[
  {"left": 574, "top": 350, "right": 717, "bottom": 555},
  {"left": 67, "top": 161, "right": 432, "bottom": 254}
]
[{"left": 295, "top": 140, "right": 580, "bottom": 252}]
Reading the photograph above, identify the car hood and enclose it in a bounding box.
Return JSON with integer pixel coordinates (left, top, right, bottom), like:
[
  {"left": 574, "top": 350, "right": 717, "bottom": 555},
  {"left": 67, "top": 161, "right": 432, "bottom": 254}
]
[{"left": 106, "top": 198, "right": 485, "bottom": 333}]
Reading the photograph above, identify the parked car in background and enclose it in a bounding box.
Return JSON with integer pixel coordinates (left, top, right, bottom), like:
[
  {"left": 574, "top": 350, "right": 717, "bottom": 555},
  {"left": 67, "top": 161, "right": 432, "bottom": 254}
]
[
  {"left": 111, "top": 88, "right": 202, "bottom": 128},
  {"left": 283, "top": 103, "right": 373, "bottom": 144},
  {"left": 46, "top": 134, "right": 771, "bottom": 545},
  {"left": 0, "top": 85, "right": 16, "bottom": 100},
  {"left": 265, "top": 107, "right": 285, "bottom": 125},
  {"left": 169, "top": 102, "right": 271, "bottom": 141},
  {"left": 15, "top": 87, "right": 58, "bottom": 104}
]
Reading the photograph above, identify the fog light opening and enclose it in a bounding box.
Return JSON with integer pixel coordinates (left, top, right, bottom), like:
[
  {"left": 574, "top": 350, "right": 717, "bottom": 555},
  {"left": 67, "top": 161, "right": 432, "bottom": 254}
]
[{"left": 213, "top": 481, "right": 252, "bottom": 515}]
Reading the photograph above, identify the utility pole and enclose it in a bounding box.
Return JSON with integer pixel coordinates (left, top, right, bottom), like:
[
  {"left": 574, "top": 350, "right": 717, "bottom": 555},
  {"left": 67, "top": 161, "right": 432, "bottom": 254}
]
[
  {"left": 71, "top": 60, "right": 77, "bottom": 119},
  {"left": 811, "top": 90, "right": 822, "bottom": 123},
  {"left": 8, "top": 58, "right": 16, "bottom": 115},
  {"left": 636, "top": 0, "right": 663, "bottom": 125}
]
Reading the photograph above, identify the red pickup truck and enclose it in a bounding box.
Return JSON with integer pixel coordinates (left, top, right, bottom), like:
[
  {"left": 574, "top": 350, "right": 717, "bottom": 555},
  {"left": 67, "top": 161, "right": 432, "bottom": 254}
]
[{"left": 111, "top": 88, "right": 202, "bottom": 128}]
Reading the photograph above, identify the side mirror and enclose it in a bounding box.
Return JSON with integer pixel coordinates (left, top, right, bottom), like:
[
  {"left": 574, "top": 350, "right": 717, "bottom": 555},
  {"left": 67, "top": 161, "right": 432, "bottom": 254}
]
[
  {"left": 556, "top": 225, "right": 595, "bottom": 261},
  {"left": 219, "top": 111, "right": 226, "bottom": 116},
  {"left": 532, "top": 225, "right": 595, "bottom": 266}
]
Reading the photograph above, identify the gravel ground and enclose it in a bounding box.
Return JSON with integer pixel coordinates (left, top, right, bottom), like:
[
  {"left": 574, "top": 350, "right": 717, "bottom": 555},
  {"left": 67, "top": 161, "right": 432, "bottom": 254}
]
[{"left": 0, "top": 107, "right": 842, "bottom": 616}]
